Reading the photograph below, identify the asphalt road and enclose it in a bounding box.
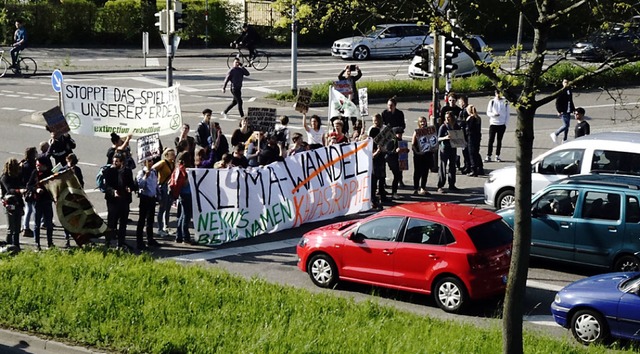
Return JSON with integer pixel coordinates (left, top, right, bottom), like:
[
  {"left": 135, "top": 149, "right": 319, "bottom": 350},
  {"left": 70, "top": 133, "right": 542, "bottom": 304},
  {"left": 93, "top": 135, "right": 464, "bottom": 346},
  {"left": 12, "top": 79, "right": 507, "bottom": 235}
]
[{"left": 0, "top": 47, "right": 639, "bottom": 352}]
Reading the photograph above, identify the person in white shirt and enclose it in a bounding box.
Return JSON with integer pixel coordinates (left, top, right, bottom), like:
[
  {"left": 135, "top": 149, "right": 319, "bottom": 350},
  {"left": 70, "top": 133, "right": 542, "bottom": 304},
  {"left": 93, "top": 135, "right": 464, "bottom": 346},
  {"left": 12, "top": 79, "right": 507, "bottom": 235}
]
[
  {"left": 302, "top": 112, "right": 326, "bottom": 149},
  {"left": 485, "top": 89, "right": 510, "bottom": 162}
]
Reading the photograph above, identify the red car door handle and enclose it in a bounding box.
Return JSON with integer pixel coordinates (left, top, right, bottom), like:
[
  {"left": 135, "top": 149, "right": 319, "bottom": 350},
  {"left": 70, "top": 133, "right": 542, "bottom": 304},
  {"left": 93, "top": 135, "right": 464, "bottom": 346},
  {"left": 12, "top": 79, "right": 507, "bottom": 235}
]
[
  {"left": 428, "top": 253, "right": 438, "bottom": 259},
  {"left": 383, "top": 249, "right": 394, "bottom": 255}
]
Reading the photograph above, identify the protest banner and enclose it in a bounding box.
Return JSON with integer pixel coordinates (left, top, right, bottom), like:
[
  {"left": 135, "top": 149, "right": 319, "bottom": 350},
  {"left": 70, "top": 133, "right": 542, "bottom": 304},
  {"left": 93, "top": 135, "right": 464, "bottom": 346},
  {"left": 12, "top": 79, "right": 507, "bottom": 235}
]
[
  {"left": 43, "top": 169, "right": 107, "bottom": 246},
  {"left": 448, "top": 129, "right": 467, "bottom": 148},
  {"left": 398, "top": 140, "right": 409, "bottom": 171},
  {"left": 358, "top": 87, "right": 369, "bottom": 117},
  {"left": 61, "top": 83, "right": 182, "bottom": 138},
  {"left": 373, "top": 125, "right": 394, "bottom": 152},
  {"left": 415, "top": 126, "right": 438, "bottom": 152},
  {"left": 137, "top": 133, "right": 162, "bottom": 163},
  {"left": 332, "top": 79, "right": 352, "bottom": 97},
  {"left": 247, "top": 107, "right": 277, "bottom": 133},
  {"left": 328, "top": 86, "right": 358, "bottom": 120},
  {"left": 294, "top": 88, "right": 312, "bottom": 113},
  {"left": 42, "top": 106, "right": 70, "bottom": 138},
  {"left": 187, "top": 140, "right": 373, "bottom": 245}
]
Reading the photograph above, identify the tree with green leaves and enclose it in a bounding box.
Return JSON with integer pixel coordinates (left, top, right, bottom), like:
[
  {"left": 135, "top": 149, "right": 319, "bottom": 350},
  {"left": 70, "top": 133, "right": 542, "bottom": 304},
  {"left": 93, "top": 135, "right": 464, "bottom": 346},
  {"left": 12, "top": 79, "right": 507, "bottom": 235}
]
[{"left": 274, "top": 1, "right": 640, "bottom": 353}]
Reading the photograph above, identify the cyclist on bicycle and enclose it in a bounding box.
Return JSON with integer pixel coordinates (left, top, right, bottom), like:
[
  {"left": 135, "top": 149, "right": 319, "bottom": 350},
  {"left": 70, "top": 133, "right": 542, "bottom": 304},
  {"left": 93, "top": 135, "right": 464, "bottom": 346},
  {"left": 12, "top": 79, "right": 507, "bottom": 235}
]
[
  {"left": 10, "top": 19, "right": 27, "bottom": 69},
  {"left": 232, "top": 23, "right": 260, "bottom": 61}
]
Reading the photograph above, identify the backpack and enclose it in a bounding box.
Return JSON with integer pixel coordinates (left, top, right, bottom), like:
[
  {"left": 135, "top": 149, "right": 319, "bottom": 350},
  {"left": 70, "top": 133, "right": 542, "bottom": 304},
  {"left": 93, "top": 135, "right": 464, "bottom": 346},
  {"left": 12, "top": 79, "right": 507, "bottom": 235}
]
[{"left": 95, "top": 164, "right": 110, "bottom": 192}]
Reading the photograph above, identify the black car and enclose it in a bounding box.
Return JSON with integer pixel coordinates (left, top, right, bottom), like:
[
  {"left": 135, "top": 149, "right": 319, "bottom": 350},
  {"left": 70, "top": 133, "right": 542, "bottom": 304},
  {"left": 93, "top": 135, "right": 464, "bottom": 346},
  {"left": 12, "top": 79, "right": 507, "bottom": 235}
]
[{"left": 571, "top": 24, "right": 640, "bottom": 61}]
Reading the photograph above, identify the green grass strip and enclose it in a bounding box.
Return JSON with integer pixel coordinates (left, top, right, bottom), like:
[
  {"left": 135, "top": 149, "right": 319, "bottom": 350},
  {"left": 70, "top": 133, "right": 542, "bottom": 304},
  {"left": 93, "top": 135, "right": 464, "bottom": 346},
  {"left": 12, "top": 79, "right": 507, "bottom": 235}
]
[{"left": 0, "top": 249, "right": 619, "bottom": 353}]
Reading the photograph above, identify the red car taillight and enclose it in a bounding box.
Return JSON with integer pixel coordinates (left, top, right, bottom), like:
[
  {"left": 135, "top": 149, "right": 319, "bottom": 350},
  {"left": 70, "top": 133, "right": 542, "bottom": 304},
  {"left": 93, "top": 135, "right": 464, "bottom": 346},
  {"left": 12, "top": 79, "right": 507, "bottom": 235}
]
[{"left": 467, "top": 248, "right": 511, "bottom": 272}]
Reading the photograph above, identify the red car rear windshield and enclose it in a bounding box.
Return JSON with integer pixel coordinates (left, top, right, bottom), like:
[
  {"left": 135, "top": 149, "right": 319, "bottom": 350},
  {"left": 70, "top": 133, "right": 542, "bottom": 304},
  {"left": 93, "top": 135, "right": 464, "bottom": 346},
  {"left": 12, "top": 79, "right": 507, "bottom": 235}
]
[{"left": 466, "top": 219, "right": 513, "bottom": 251}]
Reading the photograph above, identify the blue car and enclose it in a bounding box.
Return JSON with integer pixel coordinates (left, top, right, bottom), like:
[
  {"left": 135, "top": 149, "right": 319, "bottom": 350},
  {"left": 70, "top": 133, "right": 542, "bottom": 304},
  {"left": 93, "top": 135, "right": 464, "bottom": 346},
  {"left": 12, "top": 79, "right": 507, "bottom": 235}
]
[{"left": 551, "top": 272, "right": 640, "bottom": 345}]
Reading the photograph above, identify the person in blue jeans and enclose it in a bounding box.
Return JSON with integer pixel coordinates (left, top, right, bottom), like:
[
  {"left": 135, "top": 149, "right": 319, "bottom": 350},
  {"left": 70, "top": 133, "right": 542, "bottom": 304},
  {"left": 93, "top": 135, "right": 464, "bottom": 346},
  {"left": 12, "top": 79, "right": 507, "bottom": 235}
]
[
  {"left": 10, "top": 19, "right": 27, "bottom": 69},
  {"left": 551, "top": 79, "right": 575, "bottom": 144},
  {"left": 27, "top": 157, "right": 54, "bottom": 250},
  {"left": 437, "top": 112, "right": 461, "bottom": 193}
]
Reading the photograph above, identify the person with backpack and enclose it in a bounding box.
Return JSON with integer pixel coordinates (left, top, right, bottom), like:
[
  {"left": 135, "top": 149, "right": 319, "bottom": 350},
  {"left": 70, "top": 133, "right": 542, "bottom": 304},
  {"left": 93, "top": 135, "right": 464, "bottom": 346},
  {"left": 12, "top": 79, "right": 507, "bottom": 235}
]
[
  {"left": 195, "top": 108, "right": 213, "bottom": 149},
  {"left": 1, "top": 158, "right": 26, "bottom": 251},
  {"left": 103, "top": 153, "right": 136, "bottom": 250},
  {"left": 136, "top": 159, "right": 161, "bottom": 251},
  {"left": 152, "top": 148, "right": 176, "bottom": 237}
]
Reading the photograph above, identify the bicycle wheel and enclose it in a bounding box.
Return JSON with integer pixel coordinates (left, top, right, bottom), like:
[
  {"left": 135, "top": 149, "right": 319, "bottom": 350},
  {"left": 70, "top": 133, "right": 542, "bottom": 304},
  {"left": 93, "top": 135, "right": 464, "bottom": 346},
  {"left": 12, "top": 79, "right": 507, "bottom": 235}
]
[
  {"left": 227, "top": 51, "right": 241, "bottom": 69},
  {"left": 252, "top": 51, "right": 269, "bottom": 71},
  {"left": 0, "top": 59, "right": 7, "bottom": 78},
  {"left": 18, "top": 57, "right": 37, "bottom": 77}
]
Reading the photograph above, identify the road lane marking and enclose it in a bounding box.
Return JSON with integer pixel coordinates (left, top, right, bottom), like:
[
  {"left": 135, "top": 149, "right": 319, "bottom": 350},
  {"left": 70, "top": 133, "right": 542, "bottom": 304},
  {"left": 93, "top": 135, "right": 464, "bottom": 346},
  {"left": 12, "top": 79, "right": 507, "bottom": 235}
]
[{"left": 168, "top": 239, "right": 299, "bottom": 262}]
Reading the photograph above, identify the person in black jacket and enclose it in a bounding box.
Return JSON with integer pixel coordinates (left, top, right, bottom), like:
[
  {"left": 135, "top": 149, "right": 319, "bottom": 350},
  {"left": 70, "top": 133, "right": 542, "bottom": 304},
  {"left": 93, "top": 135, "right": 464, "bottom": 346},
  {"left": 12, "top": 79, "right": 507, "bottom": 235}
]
[
  {"left": 234, "top": 23, "right": 261, "bottom": 60},
  {"left": 1, "top": 158, "right": 26, "bottom": 251},
  {"left": 551, "top": 79, "right": 575, "bottom": 144},
  {"left": 46, "top": 127, "right": 76, "bottom": 167},
  {"left": 195, "top": 108, "right": 213, "bottom": 149},
  {"left": 103, "top": 153, "right": 136, "bottom": 249},
  {"left": 27, "top": 157, "right": 54, "bottom": 250}
]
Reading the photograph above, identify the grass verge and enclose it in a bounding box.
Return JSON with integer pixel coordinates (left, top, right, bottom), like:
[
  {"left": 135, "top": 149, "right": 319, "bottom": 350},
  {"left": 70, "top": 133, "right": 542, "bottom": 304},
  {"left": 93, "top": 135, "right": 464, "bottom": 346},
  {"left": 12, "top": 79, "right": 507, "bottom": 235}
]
[{"left": 0, "top": 249, "right": 626, "bottom": 353}]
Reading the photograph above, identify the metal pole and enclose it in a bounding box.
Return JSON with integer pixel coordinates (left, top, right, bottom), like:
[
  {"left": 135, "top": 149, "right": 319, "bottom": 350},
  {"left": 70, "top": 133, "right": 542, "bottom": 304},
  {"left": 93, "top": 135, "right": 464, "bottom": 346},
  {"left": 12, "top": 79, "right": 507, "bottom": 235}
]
[
  {"left": 515, "top": 11, "right": 524, "bottom": 70},
  {"left": 291, "top": 4, "right": 298, "bottom": 94},
  {"left": 205, "top": 0, "right": 209, "bottom": 48},
  {"left": 166, "top": 0, "right": 173, "bottom": 87},
  {"left": 432, "top": 32, "right": 440, "bottom": 127}
]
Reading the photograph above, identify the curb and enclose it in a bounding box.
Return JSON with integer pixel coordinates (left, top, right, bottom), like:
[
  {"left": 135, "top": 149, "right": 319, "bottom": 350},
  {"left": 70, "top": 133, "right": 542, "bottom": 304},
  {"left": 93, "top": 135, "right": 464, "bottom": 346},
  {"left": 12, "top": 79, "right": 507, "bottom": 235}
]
[{"left": 0, "top": 328, "right": 107, "bottom": 354}]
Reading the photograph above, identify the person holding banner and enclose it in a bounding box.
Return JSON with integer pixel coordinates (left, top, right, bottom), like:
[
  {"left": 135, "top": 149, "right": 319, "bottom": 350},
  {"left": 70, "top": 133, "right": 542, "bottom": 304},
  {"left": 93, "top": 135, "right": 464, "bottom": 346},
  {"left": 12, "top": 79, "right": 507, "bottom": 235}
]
[
  {"left": 174, "top": 152, "right": 195, "bottom": 244},
  {"left": 328, "top": 119, "right": 349, "bottom": 145},
  {"left": 136, "top": 159, "right": 161, "bottom": 251},
  {"left": 222, "top": 58, "right": 250, "bottom": 119},
  {"left": 437, "top": 112, "right": 461, "bottom": 193},
  {"left": 302, "top": 113, "right": 326, "bottom": 149},
  {"left": 27, "top": 157, "right": 55, "bottom": 250}
]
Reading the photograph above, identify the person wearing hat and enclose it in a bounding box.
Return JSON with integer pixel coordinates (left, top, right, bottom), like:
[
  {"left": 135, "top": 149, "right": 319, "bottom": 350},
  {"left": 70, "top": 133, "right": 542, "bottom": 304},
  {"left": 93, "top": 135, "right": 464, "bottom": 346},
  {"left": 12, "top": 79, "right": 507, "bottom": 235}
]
[
  {"left": 386, "top": 127, "right": 409, "bottom": 199},
  {"left": 574, "top": 107, "right": 590, "bottom": 138},
  {"left": 437, "top": 111, "right": 461, "bottom": 193}
]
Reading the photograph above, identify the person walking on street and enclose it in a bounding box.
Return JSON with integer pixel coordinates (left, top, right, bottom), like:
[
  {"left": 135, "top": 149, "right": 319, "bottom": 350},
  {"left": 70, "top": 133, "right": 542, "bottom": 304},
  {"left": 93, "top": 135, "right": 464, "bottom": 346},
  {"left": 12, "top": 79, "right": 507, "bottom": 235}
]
[
  {"left": 574, "top": 107, "right": 590, "bottom": 138},
  {"left": 551, "top": 78, "right": 575, "bottom": 144},
  {"left": 437, "top": 112, "right": 461, "bottom": 193},
  {"left": 485, "top": 89, "right": 509, "bottom": 162},
  {"left": 10, "top": 19, "right": 27, "bottom": 69},
  {"left": 221, "top": 58, "right": 250, "bottom": 119},
  {"left": 136, "top": 158, "right": 161, "bottom": 251},
  {"left": 103, "top": 153, "right": 136, "bottom": 250}
]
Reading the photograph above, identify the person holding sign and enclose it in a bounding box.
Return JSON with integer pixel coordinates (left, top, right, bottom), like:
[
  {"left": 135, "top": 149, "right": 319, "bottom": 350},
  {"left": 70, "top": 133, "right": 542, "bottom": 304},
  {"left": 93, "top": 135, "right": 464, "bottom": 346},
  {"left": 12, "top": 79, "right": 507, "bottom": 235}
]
[
  {"left": 222, "top": 58, "right": 250, "bottom": 119},
  {"left": 302, "top": 113, "right": 326, "bottom": 149},
  {"left": 411, "top": 116, "right": 435, "bottom": 196},
  {"left": 136, "top": 159, "right": 161, "bottom": 251},
  {"left": 437, "top": 112, "right": 461, "bottom": 193},
  {"left": 338, "top": 64, "right": 362, "bottom": 131}
]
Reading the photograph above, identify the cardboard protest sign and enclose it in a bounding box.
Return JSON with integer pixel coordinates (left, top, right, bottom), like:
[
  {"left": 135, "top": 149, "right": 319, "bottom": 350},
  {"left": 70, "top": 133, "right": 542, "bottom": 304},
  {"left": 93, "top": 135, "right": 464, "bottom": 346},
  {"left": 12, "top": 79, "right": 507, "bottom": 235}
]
[
  {"left": 187, "top": 140, "right": 373, "bottom": 245},
  {"left": 398, "top": 140, "right": 409, "bottom": 171},
  {"left": 448, "top": 129, "right": 466, "bottom": 148},
  {"left": 415, "top": 126, "right": 438, "bottom": 152},
  {"left": 247, "top": 107, "right": 277, "bottom": 133},
  {"left": 137, "top": 133, "right": 162, "bottom": 163},
  {"left": 358, "top": 88, "right": 369, "bottom": 117},
  {"left": 62, "top": 83, "right": 182, "bottom": 137},
  {"left": 373, "top": 125, "right": 394, "bottom": 152},
  {"left": 294, "top": 88, "right": 312, "bottom": 113},
  {"left": 333, "top": 79, "right": 352, "bottom": 97},
  {"left": 42, "top": 106, "right": 70, "bottom": 138}
]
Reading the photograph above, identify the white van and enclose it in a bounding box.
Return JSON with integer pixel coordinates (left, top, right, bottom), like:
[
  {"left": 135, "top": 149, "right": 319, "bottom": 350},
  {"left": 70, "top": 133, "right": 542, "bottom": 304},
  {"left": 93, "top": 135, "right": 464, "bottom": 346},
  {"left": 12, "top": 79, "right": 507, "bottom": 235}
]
[{"left": 484, "top": 132, "right": 640, "bottom": 209}]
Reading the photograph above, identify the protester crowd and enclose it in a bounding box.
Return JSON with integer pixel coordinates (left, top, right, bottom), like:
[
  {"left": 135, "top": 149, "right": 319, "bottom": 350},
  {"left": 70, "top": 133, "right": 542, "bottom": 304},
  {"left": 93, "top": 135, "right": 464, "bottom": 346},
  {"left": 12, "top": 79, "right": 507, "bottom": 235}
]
[{"left": 0, "top": 71, "right": 591, "bottom": 253}]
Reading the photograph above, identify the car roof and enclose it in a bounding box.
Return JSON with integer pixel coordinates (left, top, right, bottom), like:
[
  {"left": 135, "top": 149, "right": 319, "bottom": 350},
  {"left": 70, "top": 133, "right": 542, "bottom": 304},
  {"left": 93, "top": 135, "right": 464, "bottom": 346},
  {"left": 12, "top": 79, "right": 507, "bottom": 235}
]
[
  {"left": 573, "top": 131, "right": 640, "bottom": 144},
  {"left": 376, "top": 23, "right": 424, "bottom": 28},
  {"left": 554, "top": 173, "right": 640, "bottom": 190},
  {"left": 533, "top": 132, "right": 640, "bottom": 161},
  {"left": 375, "top": 202, "right": 501, "bottom": 229}
]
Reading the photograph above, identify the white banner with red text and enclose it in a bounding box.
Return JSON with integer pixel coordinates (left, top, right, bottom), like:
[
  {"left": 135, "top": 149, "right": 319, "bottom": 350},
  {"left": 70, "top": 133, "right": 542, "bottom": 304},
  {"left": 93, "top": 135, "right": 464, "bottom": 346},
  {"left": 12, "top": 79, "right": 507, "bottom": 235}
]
[{"left": 187, "top": 140, "right": 373, "bottom": 245}]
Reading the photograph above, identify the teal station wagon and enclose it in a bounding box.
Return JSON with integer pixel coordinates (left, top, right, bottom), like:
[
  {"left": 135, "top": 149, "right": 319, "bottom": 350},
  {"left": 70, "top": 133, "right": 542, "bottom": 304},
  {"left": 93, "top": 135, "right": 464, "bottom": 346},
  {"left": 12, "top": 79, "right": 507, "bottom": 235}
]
[{"left": 498, "top": 174, "right": 640, "bottom": 271}]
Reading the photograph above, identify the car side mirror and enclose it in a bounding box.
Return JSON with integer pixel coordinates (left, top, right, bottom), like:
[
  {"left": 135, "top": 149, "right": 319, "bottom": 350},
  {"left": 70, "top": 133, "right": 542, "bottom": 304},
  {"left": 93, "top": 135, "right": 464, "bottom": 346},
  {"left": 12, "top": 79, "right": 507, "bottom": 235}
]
[
  {"left": 531, "top": 206, "right": 540, "bottom": 218},
  {"left": 348, "top": 232, "right": 364, "bottom": 242},
  {"left": 532, "top": 163, "right": 538, "bottom": 173},
  {"left": 379, "top": 34, "right": 386, "bottom": 39}
]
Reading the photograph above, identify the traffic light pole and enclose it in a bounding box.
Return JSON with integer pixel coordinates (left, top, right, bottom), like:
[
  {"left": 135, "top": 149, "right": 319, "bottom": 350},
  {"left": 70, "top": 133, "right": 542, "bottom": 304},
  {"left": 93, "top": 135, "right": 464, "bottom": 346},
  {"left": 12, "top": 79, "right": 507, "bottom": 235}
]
[
  {"left": 431, "top": 32, "right": 440, "bottom": 127},
  {"left": 166, "top": 0, "right": 173, "bottom": 87}
]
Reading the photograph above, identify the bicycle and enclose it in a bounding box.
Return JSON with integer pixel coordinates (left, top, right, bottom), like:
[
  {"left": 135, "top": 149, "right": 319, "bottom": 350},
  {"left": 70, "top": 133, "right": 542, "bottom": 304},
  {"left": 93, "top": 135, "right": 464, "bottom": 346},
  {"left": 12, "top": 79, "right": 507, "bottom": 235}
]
[
  {"left": 0, "top": 48, "right": 37, "bottom": 78},
  {"left": 227, "top": 43, "right": 269, "bottom": 71}
]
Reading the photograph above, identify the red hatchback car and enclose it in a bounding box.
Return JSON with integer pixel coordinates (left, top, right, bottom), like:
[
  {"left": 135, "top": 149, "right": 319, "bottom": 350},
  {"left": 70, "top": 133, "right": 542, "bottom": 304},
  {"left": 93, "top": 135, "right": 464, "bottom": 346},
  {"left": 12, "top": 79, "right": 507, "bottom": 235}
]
[{"left": 296, "top": 202, "right": 513, "bottom": 313}]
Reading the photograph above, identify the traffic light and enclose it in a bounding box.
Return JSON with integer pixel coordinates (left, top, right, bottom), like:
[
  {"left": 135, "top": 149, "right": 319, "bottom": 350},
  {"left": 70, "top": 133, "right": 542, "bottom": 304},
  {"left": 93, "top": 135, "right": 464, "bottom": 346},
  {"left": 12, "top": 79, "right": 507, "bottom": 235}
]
[
  {"left": 415, "top": 45, "right": 434, "bottom": 74},
  {"left": 440, "top": 35, "right": 461, "bottom": 75},
  {"left": 173, "top": 0, "right": 187, "bottom": 32},
  {"left": 154, "top": 10, "right": 168, "bottom": 33}
]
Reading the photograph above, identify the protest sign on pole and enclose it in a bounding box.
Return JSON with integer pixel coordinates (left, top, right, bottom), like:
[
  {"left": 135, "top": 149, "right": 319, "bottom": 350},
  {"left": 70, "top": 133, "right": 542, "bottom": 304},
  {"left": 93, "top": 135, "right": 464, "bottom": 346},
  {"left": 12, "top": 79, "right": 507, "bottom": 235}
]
[
  {"left": 294, "top": 88, "right": 312, "bottom": 113},
  {"left": 332, "top": 79, "right": 352, "bottom": 97},
  {"left": 137, "top": 133, "right": 162, "bottom": 163},
  {"left": 328, "top": 86, "right": 358, "bottom": 120},
  {"left": 61, "top": 83, "right": 182, "bottom": 137},
  {"left": 373, "top": 125, "right": 394, "bottom": 152},
  {"left": 415, "top": 126, "right": 439, "bottom": 152},
  {"left": 42, "top": 106, "right": 70, "bottom": 138},
  {"left": 247, "top": 107, "right": 277, "bottom": 133},
  {"left": 358, "top": 87, "right": 369, "bottom": 117},
  {"left": 187, "top": 140, "right": 373, "bottom": 245},
  {"left": 398, "top": 140, "right": 409, "bottom": 171},
  {"left": 448, "top": 130, "right": 467, "bottom": 148}
]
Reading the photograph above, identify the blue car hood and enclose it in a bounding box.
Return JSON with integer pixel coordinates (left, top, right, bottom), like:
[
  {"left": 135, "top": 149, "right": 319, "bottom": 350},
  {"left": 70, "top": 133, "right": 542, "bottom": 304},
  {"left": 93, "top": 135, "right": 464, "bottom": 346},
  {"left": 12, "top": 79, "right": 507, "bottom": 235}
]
[{"left": 562, "top": 272, "right": 636, "bottom": 294}]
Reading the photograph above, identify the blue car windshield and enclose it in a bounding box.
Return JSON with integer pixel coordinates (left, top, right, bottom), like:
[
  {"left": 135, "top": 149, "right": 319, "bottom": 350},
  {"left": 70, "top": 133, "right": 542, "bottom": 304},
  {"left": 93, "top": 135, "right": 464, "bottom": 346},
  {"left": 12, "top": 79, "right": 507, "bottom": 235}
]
[{"left": 620, "top": 274, "right": 640, "bottom": 293}]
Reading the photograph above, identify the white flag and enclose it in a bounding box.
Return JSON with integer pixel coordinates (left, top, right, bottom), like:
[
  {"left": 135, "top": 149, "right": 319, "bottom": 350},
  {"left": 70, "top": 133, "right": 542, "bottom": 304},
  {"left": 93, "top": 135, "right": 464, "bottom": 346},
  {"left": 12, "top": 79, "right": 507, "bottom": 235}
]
[{"left": 328, "top": 86, "right": 359, "bottom": 121}]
